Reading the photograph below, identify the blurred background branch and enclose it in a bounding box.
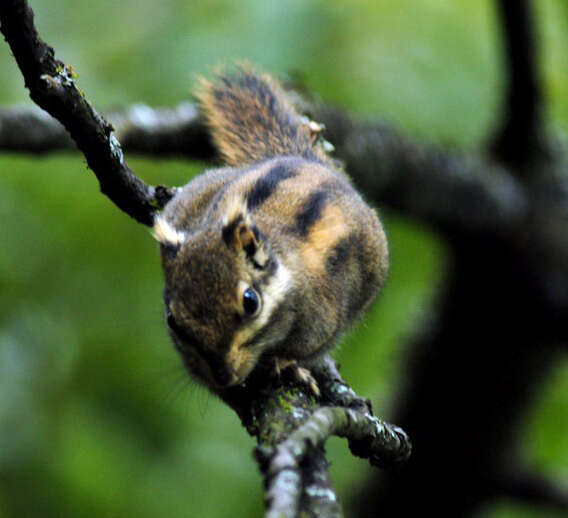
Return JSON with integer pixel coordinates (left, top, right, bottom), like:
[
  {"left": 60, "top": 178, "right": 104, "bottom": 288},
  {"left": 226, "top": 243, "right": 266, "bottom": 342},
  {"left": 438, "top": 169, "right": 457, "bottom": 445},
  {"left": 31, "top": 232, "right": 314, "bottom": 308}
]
[
  {"left": 489, "top": 0, "right": 551, "bottom": 169},
  {"left": 0, "top": 103, "right": 214, "bottom": 159},
  {"left": 495, "top": 471, "right": 568, "bottom": 512}
]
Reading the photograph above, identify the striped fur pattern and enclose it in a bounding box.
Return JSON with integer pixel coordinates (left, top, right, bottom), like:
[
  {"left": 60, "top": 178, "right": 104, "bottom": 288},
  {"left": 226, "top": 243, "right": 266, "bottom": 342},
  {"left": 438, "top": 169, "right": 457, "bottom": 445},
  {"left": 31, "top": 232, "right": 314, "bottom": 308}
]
[{"left": 155, "top": 68, "right": 388, "bottom": 392}]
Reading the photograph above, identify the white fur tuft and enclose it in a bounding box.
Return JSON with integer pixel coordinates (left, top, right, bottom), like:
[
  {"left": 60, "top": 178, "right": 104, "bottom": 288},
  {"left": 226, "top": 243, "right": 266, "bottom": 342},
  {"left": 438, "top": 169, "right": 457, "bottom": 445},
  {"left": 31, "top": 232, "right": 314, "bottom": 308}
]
[{"left": 152, "top": 216, "right": 186, "bottom": 246}]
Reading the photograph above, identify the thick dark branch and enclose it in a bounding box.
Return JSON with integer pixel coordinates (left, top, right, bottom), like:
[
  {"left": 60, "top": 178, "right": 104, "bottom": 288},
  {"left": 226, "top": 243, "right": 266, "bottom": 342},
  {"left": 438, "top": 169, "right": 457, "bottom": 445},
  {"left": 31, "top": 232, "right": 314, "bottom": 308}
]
[
  {"left": 0, "top": 0, "right": 174, "bottom": 225},
  {"left": 314, "top": 104, "right": 528, "bottom": 237},
  {"left": 496, "top": 471, "right": 568, "bottom": 512},
  {"left": 316, "top": 106, "right": 568, "bottom": 338},
  {"left": 489, "top": 0, "right": 550, "bottom": 169}
]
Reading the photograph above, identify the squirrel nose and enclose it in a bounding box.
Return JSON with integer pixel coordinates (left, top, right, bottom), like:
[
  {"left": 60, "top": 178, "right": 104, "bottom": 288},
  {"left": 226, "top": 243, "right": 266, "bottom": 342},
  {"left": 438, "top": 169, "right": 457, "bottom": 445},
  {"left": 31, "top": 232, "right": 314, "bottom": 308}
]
[{"left": 212, "top": 365, "right": 238, "bottom": 388}]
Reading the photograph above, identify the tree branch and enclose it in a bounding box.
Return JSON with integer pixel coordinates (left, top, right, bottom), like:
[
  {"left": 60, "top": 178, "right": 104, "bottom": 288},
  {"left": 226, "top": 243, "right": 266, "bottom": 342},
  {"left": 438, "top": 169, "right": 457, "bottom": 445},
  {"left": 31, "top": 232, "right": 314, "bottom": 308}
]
[
  {"left": 489, "top": 0, "right": 551, "bottom": 169},
  {"left": 0, "top": 103, "right": 214, "bottom": 159},
  {"left": 257, "top": 408, "right": 408, "bottom": 518},
  {"left": 219, "top": 359, "right": 411, "bottom": 517},
  {"left": 495, "top": 471, "right": 568, "bottom": 512},
  {"left": 0, "top": 103, "right": 529, "bottom": 235},
  {"left": 0, "top": 104, "right": 72, "bottom": 153},
  {"left": 313, "top": 104, "right": 528, "bottom": 237},
  {"left": 0, "top": 0, "right": 174, "bottom": 225}
]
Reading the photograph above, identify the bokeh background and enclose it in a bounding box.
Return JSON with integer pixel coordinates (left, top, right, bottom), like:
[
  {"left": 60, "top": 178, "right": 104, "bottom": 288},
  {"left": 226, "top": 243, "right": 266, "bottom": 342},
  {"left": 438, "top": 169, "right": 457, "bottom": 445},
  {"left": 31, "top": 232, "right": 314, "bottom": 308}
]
[{"left": 1, "top": 1, "right": 567, "bottom": 517}]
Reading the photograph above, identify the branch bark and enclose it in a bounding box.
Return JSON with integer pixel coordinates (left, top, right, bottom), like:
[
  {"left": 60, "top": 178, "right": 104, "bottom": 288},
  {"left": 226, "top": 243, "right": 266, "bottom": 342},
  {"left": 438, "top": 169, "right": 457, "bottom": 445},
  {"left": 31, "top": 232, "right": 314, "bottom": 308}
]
[
  {"left": 220, "top": 361, "right": 411, "bottom": 518},
  {"left": 257, "top": 407, "right": 407, "bottom": 518}
]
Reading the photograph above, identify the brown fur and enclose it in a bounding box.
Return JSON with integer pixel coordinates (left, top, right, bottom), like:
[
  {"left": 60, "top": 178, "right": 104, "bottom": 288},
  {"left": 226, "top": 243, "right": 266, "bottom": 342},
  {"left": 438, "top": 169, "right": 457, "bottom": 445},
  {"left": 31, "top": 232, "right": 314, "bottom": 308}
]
[{"left": 155, "top": 67, "right": 388, "bottom": 393}]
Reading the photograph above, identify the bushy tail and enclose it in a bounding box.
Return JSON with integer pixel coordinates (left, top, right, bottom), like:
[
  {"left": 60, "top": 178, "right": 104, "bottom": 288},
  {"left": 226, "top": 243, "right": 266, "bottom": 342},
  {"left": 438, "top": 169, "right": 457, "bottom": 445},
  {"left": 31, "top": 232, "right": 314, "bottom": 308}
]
[{"left": 196, "top": 65, "right": 333, "bottom": 167}]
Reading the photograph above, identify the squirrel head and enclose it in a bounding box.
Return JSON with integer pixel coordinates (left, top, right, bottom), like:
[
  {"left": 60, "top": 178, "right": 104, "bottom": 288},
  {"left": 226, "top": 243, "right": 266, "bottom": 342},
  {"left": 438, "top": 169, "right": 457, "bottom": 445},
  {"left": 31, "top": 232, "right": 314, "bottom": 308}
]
[{"left": 153, "top": 199, "right": 293, "bottom": 390}]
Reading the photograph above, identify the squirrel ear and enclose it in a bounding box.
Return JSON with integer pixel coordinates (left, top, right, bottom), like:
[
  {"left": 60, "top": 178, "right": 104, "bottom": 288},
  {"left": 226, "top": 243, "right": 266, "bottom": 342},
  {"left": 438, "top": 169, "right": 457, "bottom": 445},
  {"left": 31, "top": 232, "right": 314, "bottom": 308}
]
[{"left": 222, "top": 216, "right": 269, "bottom": 268}]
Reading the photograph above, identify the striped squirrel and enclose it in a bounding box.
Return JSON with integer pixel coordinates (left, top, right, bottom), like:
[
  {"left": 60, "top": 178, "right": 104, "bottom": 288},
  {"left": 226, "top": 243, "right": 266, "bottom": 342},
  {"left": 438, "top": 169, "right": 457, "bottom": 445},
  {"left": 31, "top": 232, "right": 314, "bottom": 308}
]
[{"left": 153, "top": 66, "right": 388, "bottom": 395}]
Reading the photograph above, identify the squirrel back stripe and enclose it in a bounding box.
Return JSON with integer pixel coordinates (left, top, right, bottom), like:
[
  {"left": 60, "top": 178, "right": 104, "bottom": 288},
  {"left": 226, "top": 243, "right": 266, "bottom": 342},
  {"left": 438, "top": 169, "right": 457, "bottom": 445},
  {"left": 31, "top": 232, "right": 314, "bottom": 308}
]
[
  {"left": 197, "top": 66, "right": 333, "bottom": 168},
  {"left": 246, "top": 161, "right": 297, "bottom": 211}
]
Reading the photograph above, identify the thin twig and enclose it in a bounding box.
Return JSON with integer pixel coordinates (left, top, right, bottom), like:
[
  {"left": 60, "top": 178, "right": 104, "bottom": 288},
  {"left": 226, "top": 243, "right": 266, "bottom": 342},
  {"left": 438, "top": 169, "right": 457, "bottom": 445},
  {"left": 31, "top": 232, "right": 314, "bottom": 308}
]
[{"left": 0, "top": 0, "right": 174, "bottom": 225}]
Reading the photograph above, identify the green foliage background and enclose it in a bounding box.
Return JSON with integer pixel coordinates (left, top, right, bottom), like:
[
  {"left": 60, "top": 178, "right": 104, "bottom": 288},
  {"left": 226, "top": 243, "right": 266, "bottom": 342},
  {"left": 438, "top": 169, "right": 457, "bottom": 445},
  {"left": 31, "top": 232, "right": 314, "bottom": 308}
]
[{"left": 1, "top": 1, "right": 567, "bottom": 517}]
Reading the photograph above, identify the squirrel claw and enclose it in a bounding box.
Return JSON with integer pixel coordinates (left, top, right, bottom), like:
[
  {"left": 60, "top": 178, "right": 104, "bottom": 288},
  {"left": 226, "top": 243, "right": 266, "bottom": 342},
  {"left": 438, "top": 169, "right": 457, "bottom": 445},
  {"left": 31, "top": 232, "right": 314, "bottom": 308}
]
[{"left": 275, "top": 359, "right": 321, "bottom": 397}]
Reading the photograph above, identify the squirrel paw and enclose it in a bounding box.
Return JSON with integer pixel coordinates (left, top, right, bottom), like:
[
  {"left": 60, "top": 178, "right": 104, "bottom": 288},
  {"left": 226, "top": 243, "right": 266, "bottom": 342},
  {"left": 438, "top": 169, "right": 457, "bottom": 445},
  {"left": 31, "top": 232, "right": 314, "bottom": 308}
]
[{"left": 275, "top": 359, "right": 320, "bottom": 397}]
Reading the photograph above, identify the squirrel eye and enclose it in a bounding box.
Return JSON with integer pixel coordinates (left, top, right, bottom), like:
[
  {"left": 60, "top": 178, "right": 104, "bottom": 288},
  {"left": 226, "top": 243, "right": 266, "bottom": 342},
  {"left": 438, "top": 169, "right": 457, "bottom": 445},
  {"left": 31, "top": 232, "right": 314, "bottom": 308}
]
[{"left": 242, "top": 288, "right": 261, "bottom": 316}]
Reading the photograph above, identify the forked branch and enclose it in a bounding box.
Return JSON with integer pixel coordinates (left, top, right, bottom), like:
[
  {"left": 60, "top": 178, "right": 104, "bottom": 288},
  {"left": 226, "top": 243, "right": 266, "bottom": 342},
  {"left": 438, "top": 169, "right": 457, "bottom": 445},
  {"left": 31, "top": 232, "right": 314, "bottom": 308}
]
[{"left": 221, "top": 360, "right": 411, "bottom": 518}]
